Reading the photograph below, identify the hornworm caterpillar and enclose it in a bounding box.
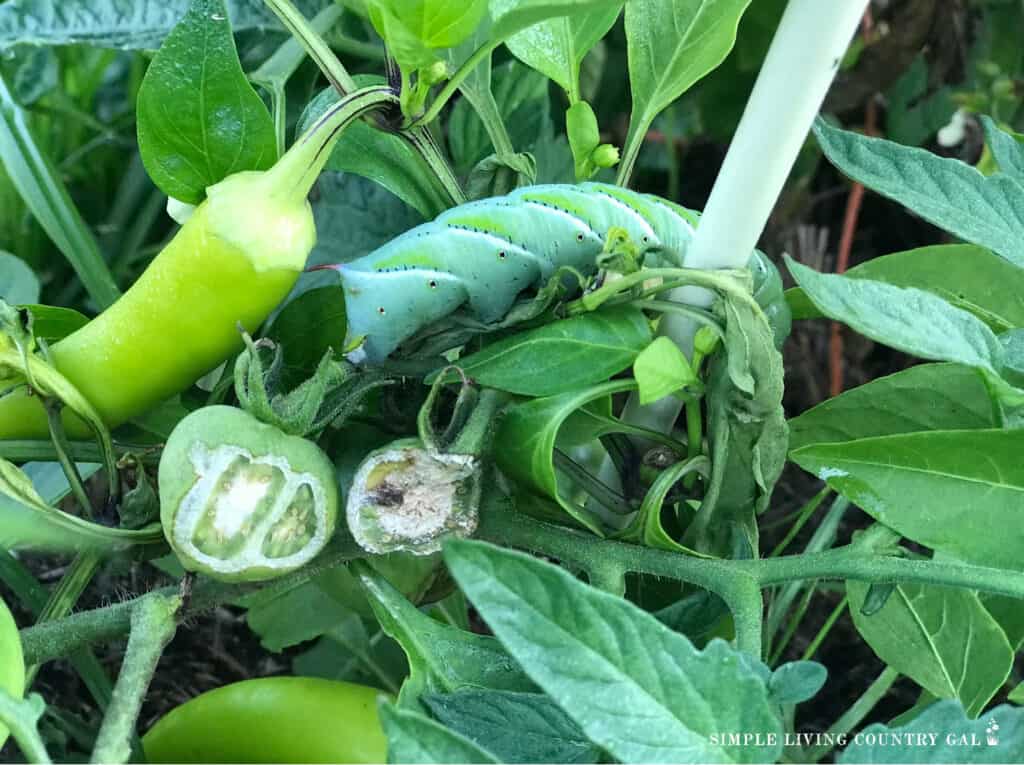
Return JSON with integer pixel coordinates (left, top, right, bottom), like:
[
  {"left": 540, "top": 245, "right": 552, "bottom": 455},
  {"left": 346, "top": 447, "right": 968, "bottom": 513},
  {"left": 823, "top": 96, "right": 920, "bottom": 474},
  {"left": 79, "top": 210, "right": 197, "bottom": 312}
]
[{"left": 323, "top": 183, "right": 710, "bottom": 362}]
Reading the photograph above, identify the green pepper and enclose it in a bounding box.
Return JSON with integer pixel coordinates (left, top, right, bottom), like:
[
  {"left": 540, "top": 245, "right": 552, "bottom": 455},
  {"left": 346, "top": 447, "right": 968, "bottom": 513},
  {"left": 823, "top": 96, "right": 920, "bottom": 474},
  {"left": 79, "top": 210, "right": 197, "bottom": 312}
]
[
  {"left": 0, "top": 596, "right": 25, "bottom": 749},
  {"left": 142, "top": 677, "right": 388, "bottom": 764},
  {"left": 0, "top": 86, "right": 394, "bottom": 440},
  {"left": 159, "top": 406, "right": 339, "bottom": 582}
]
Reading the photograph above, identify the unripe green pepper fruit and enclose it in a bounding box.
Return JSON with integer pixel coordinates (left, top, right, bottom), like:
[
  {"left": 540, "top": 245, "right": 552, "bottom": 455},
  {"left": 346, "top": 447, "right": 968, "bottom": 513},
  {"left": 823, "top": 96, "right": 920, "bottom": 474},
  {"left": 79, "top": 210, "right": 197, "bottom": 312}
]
[
  {"left": 346, "top": 438, "right": 480, "bottom": 555},
  {"left": 143, "top": 677, "right": 388, "bottom": 764},
  {"left": 0, "top": 596, "right": 25, "bottom": 749},
  {"left": 159, "top": 406, "right": 339, "bottom": 582}
]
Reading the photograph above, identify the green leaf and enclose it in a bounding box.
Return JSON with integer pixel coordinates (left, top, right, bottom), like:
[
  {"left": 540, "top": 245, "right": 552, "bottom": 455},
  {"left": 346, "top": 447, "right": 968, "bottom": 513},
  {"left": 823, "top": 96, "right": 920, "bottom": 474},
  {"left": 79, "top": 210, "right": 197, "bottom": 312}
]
[
  {"left": 767, "top": 661, "right": 827, "bottom": 706},
  {"left": 634, "top": 336, "right": 697, "bottom": 405},
  {"left": 981, "top": 116, "right": 1024, "bottom": 184},
  {"left": 136, "top": 0, "right": 277, "bottom": 204},
  {"left": 1002, "top": 329, "right": 1024, "bottom": 386},
  {"left": 380, "top": 703, "right": 500, "bottom": 764},
  {"left": 0, "top": 459, "right": 162, "bottom": 553},
  {"left": 622, "top": 0, "right": 752, "bottom": 178},
  {"left": 242, "top": 575, "right": 353, "bottom": 652},
  {"left": 367, "top": 0, "right": 488, "bottom": 73},
  {"left": 785, "top": 257, "right": 1005, "bottom": 376},
  {"left": 491, "top": 0, "right": 621, "bottom": 94},
  {"left": 848, "top": 581, "right": 1011, "bottom": 718},
  {"left": 840, "top": 700, "right": 1024, "bottom": 762},
  {"left": 296, "top": 84, "right": 450, "bottom": 219},
  {"left": 1009, "top": 683, "right": 1024, "bottom": 706},
  {"left": 791, "top": 429, "right": 1024, "bottom": 570},
  {"left": 0, "top": 251, "right": 37, "bottom": 304},
  {"left": 786, "top": 245, "right": 1024, "bottom": 331},
  {"left": 433, "top": 307, "right": 650, "bottom": 396},
  {"left": 489, "top": 0, "right": 623, "bottom": 44},
  {"left": 444, "top": 539, "right": 784, "bottom": 764},
  {"left": 0, "top": 0, "right": 329, "bottom": 50},
  {"left": 788, "top": 363, "right": 997, "bottom": 452},
  {"left": 19, "top": 305, "right": 89, "bottom": 343},
  {"left": 0, "top": 73, "right": 120, "bottom": 309},
  {"left": 354, "top": 560, "right": 534, "bottom": 702},
  {"left": 813, "top": 118, "right": 1024, "bottom": 270},
  {"left": 422, "top": 690, "right": 601, "bottom": 764},
  {"left": 447, "top": 59, "right": 550, "bottom": 175},
  {"left": 495, "top": 379, "right": 641, "bottom": 532},
  {"left": 268, "top": 286, "right": 347, "bottom": 386}
]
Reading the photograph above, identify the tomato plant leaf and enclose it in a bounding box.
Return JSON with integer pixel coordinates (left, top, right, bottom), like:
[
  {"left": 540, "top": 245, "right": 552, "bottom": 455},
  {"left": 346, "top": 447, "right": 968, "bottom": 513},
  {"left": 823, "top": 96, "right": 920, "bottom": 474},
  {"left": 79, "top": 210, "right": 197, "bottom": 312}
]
[
  {"left": 767, "top": 661, "right": 827, "bottom": 706},
  {"left": 786, "top": 244, "right": 1024, "bottom": 331},
  {"left": 839, "top": 700, "right": 1024, "bottom": 762},
  {"left": 788, "top": 363, "right": 997, "bottom": 452},
  {"left": 431, "top": 306, "right": 651, "bottom": 396},
  {"left": 786, "top": 257, "right": 1005, "bottom": 376},
  {"left": 422, "top": 690, "right": 601, "bottom": 764},
  {"left": 0, "top": 0, "right": 328, "bottom": 50},
  {"left": 848, "top": 581, "right": 1012, "bottom": 718},
  {"left": 354, "top": 556, "right": 535, "bottom": 703},
  {"left": 19, "top": 305, "right": 89, "bottom": 343},
  {"left": 445, "top": 538, "right": 784, "bottom": 764},
  {"left": 981, "top": 115, "right": 1024, "bottom": 185},
  {"left": 380, "top": 702, "right": 500, "bottom": 764},
  {"left": 136, "top": 0, "right": 277, "bottom": 204},
  {"left": 813, "top": 118, "right": 1024, "bottom": 270},
  {"left": 490, "top": 0, "right": 622, "bottom": 94},
  {"left": 791, "top": 429, "right": 1024, "bottom": 570}
]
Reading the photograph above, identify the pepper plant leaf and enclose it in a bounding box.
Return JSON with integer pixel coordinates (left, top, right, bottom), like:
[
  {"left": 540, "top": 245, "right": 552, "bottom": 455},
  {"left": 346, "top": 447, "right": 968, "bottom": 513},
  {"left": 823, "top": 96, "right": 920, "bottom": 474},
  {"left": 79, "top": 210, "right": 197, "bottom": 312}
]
[{"left": 136, "top": 0, "right": 277, "bottom": 204}]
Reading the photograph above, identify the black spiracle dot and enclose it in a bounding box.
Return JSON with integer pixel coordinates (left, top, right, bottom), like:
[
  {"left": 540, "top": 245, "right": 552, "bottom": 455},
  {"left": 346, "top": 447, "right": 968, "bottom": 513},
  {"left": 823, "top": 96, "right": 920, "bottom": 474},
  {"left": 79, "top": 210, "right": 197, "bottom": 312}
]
[
  {"left": 642, "top": 235, "right": 650, "bottom": 243},
  {"left": 377, "top": 307, "right": 386, "bottom": 315},
  {"left": 428, "top": 279, "right": 438, "bottom": 289},
  {"left": 498, "top": 251, "right": 507, "bottom": 260},
  {"left": 576, "top": 233, "right": 585, "bottom": 242}
]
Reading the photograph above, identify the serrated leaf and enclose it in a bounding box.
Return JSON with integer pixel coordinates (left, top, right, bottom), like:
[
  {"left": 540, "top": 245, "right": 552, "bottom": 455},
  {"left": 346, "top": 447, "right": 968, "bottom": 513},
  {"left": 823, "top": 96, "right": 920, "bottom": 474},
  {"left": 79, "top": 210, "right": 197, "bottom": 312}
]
[
  {"left": 445, "top": 539, "right": 783, "bottom": 763},
  {"left": 423, "top": 690, "right": 601, "bottom": 764},
  {"left": 768, "top": 661, "right": 827, "bottom": 705},
  {"left": 839, "top": 700, "right": 1024, "bottom": 763},
  {"left": 813, "top": 118, "right": 1024, "bottom": 270},
  {"left": 136, "top": 0, "right": 276, "bottom": 203},
  {"left": 380, "top": 703, "right": 500, "bottom": 764},
  {"left": 0, "top": 0, "right": 328, "bottom": 50}
]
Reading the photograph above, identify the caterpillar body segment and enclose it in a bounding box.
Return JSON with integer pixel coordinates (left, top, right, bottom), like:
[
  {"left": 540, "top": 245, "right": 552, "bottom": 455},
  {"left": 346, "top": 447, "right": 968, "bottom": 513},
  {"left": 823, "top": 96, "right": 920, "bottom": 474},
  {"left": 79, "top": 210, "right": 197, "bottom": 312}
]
[{"left": 336, "top": 183, "right": 697, "bottom": 362}]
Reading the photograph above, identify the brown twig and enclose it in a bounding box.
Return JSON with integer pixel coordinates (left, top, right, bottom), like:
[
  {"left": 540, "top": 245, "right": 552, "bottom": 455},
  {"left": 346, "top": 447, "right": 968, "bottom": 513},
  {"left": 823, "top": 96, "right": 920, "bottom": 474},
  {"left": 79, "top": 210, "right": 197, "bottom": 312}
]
[{"left": 830, "top": 9, "right": 878, "bottom": 398}]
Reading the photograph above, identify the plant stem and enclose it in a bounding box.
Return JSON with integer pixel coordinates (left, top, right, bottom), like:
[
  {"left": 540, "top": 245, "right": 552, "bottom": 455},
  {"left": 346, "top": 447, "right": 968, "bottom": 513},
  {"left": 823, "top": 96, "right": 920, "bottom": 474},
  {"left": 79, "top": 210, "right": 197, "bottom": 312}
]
[
  {"left": 262, "top": 0, "right": 357, "bottom": 94},
  {"left": 768, "top": 487, "right": 831, "bottom": 558},
  {"left": 44, "top": 400, "right": 94, "bottom": 518},
  {"left": 0, "top": 440, "right": 156, "bottom": 464},
  {"left": 89, "top": 593, "right": 181, "bottom": 764},
  {"left": 805, "top": 666, "right": 899, "bottom": 762},
  {"left": 613, "top": 0, "right": 870, "bottom": 441},
  {"left": 403, "top": 127, "right": 467, "bottom": 206},
  {"left": 24, "top": 552, "right": 101, "bottom": 686},
  {"left": 0, "top": 691, "right": 52, "bottom": 764},
  {"left": 19, "top": 539, "right": 363, "bottom": 666},
  {"left": 800, "top": 595, "right": 848, "bottom": 662}
]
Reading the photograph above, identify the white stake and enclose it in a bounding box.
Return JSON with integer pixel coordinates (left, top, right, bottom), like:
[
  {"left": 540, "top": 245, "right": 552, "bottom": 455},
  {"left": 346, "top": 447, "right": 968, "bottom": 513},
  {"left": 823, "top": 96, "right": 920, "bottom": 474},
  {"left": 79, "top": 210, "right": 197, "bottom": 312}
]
[{"left": 600, "top": 0, "right": 870, "bottom": 501}]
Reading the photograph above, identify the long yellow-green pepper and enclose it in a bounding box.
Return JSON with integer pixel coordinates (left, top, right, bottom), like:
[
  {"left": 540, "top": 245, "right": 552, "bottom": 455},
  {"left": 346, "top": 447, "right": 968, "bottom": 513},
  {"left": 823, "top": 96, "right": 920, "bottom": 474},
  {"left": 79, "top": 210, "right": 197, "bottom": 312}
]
[{"left": 0, "top": 87, "right": 393, "bottom": 439}]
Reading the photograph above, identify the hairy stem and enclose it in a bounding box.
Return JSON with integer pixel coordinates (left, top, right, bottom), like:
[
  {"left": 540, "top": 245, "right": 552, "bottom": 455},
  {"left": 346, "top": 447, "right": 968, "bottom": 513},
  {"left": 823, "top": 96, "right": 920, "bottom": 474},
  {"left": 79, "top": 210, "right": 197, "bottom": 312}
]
[{"left": 90, "top": 593, "right": 181, "bottom": 764}]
